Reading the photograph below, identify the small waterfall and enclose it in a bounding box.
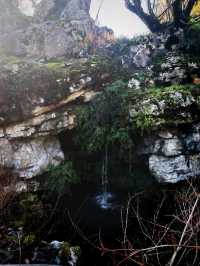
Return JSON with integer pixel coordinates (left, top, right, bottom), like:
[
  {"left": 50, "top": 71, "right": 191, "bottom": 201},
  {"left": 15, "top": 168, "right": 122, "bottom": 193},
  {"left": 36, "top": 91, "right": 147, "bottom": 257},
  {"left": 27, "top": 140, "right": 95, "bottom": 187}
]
[
  {"left": 101, "top": 145, "right": 108, "bottom": 195},
  {"left": 95, "top": 145, "right": 114, "bottom": 209}
]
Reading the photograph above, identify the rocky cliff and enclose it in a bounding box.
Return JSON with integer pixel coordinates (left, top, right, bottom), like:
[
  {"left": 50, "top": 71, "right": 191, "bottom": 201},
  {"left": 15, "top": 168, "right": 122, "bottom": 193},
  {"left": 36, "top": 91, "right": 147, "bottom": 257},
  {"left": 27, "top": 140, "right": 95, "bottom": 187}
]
[
  {"left": 0, "top": 5, "right": 200, "bottom": 191},
  {"left": 119, "top": 32, "right": 200, "bottom": 183},
  {"left": 132, "top": 88, "right": 200, "bottom": 183},
  {"left": 0, "top": 0, "right": 113, "bottom": 59},
  {"left": 0, "top": 0, "right": 115, "bottom": 191}
]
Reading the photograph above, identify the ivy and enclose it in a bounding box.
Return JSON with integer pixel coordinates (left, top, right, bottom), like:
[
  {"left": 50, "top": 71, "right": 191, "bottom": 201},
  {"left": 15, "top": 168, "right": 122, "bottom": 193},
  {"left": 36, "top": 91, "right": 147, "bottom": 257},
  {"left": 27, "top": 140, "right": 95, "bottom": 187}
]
[
  {"left": 43, "top": 161, "right": 79, "bottom": 194},
  {"left": 75, "top": 80, "right": 133, "bottom": 154}
]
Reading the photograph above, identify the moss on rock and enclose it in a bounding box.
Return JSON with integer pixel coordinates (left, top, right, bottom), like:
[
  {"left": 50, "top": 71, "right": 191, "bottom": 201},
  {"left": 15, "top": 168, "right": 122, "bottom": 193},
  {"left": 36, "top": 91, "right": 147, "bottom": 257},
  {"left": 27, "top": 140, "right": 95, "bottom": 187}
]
[{"left": 129, "top": 84, "right": 200, "bottom": 132}]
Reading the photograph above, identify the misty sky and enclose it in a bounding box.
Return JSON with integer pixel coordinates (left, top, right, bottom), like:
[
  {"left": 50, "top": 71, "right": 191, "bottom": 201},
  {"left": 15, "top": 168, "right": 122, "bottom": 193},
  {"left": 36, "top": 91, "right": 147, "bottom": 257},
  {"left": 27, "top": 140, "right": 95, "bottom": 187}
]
[{"left": 90, "top": 0, "right": 149, "bottom": 37}]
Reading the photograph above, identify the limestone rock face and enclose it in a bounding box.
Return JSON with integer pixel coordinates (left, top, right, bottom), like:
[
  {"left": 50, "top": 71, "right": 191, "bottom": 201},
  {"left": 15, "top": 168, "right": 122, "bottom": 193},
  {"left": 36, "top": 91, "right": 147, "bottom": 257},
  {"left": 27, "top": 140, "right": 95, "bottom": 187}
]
[
  {"left": 0, "top": 57, "right": 97, "bottom": 126},
  {"left": 133, "top": 46, "right": 151, "bottom": 68},
  {"left": 138, "top": 123, "right": 200, "bottom": 183},
  {"left": 149, "top": 155, "right": 189, "bottom": 183},
  {"left": 17, "top": 0, "right": 43, "bottom": 17},
  {"left": 0, "top": 0, "right": 113, "bottom": 59},
  {"left": 0, "top": 137, "right": 64, "bottom": 178},
  {"left": 149, "top": 155, "right": 200, "bottom": 183},
  {"left": 161, "top": 138, "right": 183, "bottom": 157},
  {"left": 0, "top": 0, "right": 30, "bottom": 34},
  {"left": 118, "top": 31, "right": 200, "bottom": 87},
  {"left": 129, "top": 89, "right": 199, "bottom": 129}
]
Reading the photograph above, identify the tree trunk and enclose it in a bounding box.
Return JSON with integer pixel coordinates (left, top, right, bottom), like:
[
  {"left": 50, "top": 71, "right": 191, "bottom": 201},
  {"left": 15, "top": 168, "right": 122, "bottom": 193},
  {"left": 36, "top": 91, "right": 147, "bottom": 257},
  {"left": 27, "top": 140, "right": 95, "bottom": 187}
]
[
  {"left": 125, "top": 0, "right": 197, "bottom": 33},
  {"left": 137, "top": 12, "right": 166, "bottom": 33},
  {"left": 172, "top": 0, "right": 186, "bottom": 28},
  {"left": 125, "top": 0, "right": 166, "bottom": 33}
]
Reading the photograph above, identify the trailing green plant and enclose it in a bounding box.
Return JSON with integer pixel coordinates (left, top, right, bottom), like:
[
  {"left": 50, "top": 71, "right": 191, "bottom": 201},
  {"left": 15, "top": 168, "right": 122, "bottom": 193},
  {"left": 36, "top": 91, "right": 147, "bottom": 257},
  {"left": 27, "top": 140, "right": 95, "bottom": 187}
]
[
  {"left": 134, "top": 108, "right": 156, "bottom": 133},
  {"left": 44, "top": 161, "right": 79, "bottom": 195},
  {"left": 75, "top": 80, "right": 133, "bottom": 154}
]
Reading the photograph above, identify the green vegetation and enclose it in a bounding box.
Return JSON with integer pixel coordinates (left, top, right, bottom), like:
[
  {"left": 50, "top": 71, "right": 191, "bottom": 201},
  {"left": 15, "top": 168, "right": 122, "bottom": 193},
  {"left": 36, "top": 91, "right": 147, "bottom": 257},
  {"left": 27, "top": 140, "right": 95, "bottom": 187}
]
[
  {"left": 45, "top": 59, "right": 65, "bottom": 71},
  {"left": 75, "top": 80, "right": 133, "bottom": 154},
  {"left": 87, "top": 55, "right": 114, "bottom": 72},
  {"left": 11, "top": 193, "right": 45, "bottom": 231},
  {"left": 76, "top": 81, "right": 200, "bottom": 140},
  {"left": 44, "top": 161, "right": 79, "bottom": 194},
  {"left": 130, "top": 84, "right": 200, "bottom": 132},
  {"left": 74, "top": 80, "right": 136, "bottom": 182},
  {"left": 141, "top": 84, "right": 196, "bottom": 101}
]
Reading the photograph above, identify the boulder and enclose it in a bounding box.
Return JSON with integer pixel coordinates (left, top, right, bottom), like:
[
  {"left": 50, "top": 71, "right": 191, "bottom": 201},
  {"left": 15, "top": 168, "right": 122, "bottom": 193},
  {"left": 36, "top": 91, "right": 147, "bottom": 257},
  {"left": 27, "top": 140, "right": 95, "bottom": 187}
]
[{"left": 149, "top": 155, "right": 189, "bottom": 183}]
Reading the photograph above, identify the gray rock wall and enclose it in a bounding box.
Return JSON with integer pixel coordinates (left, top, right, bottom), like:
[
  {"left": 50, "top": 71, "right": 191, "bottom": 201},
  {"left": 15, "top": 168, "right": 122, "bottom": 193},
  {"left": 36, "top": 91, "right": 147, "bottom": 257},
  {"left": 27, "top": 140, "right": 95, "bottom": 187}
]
[
  {"left": 138, "top": 124, "right": 200, "bottom": 183},
  {"left": 0, "top": 0, "right": 96, "bottom": 58},
  {"left": 0, "top": 137, "right": 64, "bottom": 178}
]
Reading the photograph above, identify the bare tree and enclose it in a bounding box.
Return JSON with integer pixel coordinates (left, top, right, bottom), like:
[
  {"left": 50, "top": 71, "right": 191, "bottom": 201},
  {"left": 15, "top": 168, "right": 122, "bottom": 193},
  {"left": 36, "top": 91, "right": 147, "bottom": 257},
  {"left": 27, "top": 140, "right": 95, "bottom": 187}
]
[{"left": 124, "top": 0, "right": 199, "bottom": 32}]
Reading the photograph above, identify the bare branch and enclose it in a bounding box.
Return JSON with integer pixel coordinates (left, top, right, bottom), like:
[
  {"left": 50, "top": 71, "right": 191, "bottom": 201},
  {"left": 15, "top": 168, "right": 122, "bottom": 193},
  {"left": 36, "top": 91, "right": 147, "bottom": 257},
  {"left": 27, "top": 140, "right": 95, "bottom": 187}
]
[{"left": 168, "top": 194, "right": 200, "bottom": 266}]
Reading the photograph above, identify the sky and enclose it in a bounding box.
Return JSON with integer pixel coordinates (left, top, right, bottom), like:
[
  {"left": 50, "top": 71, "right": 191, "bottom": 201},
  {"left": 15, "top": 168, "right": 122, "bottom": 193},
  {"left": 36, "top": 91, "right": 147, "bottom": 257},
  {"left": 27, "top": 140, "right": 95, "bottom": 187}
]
[{"left": 90, "top": 0, "right": 149, "bottom": 38}]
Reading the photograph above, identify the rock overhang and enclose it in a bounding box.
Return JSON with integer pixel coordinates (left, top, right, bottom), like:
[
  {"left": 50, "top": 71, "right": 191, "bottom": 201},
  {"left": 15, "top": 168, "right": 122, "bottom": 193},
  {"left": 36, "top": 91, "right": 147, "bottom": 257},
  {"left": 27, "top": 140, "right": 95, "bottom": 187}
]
[{"left": 0, "top": 55, "right": 101, "bottom": 180}]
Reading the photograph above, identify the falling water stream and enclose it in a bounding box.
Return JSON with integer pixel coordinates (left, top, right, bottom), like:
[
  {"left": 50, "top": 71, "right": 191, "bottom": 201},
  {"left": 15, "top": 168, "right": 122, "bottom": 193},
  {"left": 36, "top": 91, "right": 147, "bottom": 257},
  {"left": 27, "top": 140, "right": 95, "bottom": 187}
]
[{"left": 95, "top": 146, "right": 115, "bottom": 209}]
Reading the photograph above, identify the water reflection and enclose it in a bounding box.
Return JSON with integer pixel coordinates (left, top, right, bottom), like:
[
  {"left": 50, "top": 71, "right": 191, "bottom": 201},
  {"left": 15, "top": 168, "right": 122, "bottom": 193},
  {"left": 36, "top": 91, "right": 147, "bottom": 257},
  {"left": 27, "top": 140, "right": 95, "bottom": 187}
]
[{"left": 95, "top": 192, "right": 115, "bottom": 209}]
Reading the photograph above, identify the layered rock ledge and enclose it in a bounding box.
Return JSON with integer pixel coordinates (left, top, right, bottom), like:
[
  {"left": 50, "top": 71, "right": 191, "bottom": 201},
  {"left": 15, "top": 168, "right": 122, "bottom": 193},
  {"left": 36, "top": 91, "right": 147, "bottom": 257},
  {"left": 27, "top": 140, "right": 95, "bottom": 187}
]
[{"left": 0, "top": 56, "right": 110, "bottom": 181}]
